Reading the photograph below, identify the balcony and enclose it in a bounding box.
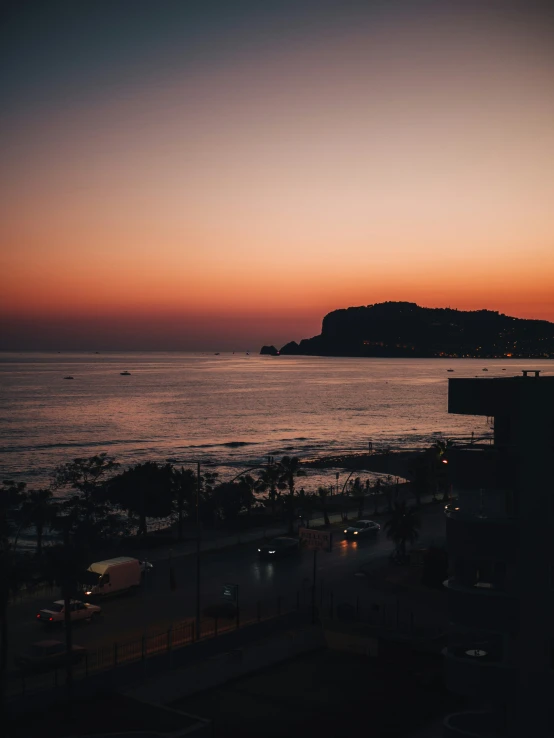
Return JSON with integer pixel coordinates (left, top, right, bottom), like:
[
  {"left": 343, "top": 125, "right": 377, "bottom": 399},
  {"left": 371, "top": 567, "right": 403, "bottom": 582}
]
[
  {"left": 447, "top": 447, "right": 516, "bottom": 494},
  {"left": 443, "top": 711, "right": 502, "bottom": 738},
  {"left": 443, "top": 640, "right": 515, "bottom": 699},
  {"left": 446, "top": 514, "right": 518, "bottom": 562},
  {"left": 445, "top": 486, "right": 516, "bottom": 521},
  {"left": 445, "top": 579, "right": 518, "bottom": 631}
]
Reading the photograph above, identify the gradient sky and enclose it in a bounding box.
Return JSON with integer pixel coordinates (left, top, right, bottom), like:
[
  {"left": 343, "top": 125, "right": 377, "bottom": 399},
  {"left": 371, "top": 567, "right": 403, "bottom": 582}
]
[{"left": 1, "top": 0, "right": 554, "bottom": 350}]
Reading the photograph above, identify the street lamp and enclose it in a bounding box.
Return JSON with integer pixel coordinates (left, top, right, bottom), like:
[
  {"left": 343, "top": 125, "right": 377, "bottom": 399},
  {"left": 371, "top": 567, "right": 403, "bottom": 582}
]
[{"left": 195, "top": 461, "right": 201, "bottom": 640}]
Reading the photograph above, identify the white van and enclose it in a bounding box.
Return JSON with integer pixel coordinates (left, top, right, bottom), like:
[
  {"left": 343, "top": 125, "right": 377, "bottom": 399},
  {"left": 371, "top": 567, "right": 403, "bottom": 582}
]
[{"left": 82, "top": 557, "right": 141, "bottom": 597}]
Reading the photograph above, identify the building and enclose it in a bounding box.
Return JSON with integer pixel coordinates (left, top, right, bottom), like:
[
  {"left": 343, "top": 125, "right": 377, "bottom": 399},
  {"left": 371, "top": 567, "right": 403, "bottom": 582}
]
[{"left": 443, "top": 370, "right": 554, "bottom": 738}]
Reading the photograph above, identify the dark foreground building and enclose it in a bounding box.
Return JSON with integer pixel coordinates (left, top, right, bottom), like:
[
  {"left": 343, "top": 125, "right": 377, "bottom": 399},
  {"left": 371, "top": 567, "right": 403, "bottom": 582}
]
[{"left": 444, "top": 371, "right": 554, "bottom": 738}]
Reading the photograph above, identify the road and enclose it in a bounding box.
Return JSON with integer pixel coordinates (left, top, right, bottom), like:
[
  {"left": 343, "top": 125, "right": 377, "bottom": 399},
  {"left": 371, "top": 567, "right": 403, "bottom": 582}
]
[{"left": 7, "top": 509, "right": 446, "bottom": 666}]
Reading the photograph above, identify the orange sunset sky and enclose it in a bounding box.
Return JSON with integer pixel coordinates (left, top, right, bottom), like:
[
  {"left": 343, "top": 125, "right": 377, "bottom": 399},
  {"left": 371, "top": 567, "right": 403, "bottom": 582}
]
[{"left": 1, "top": 0, "right": 554, "bottom": 350}]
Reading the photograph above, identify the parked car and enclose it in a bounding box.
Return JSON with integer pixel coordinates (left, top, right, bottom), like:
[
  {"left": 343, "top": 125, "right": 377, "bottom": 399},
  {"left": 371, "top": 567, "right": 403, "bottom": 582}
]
[
  {"left": 36, "top": 599, "right": 101, "bottom": 625},
  {"left": 258, "top": 537, "right": 300, "bottom": 559},
  {"left": 139, "top": 560, "right": 153, "bottom": 573},
  {"left": 343, "top": 520, "right": 380, "bottom": 539},
  {"left": 15, "top": 640, "right": 87, "bottom": 674}
]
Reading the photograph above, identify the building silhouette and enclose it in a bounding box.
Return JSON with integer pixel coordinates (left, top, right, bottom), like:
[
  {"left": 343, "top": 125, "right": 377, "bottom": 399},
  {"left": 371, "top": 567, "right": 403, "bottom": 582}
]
[{"left": 444, "top": 371, "right": 554, "bottom": 738}]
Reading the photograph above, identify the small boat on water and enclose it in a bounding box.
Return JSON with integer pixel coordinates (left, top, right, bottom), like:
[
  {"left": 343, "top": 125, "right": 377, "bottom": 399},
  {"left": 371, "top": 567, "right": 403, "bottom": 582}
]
[
  {"left": 482, "top": 368, "right": 488, "bottom": 372},
  {"left": 214, "top": 353, "right": 220, "bottom": 355},
  {"left": 63, "top": 376, "right": 74, "bottom": 380},
  {"left": 447, "top": 369, "right": 454, "bottom": 372},
  {"left": 120, "top": 371, "right": 131, "bottom": 376}
]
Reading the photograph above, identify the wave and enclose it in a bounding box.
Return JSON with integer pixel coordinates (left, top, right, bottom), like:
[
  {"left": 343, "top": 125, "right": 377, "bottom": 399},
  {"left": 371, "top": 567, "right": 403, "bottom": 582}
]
[
  {"left": 184, "top": 441, "right": 259, "bottom": 449},
  {"left": 0, "top": 439, "right": 150, "bottom": 453}
]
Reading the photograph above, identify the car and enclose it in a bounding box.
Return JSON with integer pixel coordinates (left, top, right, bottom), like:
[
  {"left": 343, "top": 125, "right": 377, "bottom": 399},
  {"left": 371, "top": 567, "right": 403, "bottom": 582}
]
[
  {"left": 444, "top": 500, "right": 460, "bottom": 514},
  {"left": 15, "top": 640, "right": 87, "bottom": 674},
  {"left": 139, "top": 560, "right": 154, "bottom": 573},
  {"left": 343, "top": 520, "right": 380, "bottom": 539},
  {"left": 36, "top": 599, "right": 101, "bottom": 625},
  {"left": 258, "top": 537, "right": 300, "bottom": 559}
]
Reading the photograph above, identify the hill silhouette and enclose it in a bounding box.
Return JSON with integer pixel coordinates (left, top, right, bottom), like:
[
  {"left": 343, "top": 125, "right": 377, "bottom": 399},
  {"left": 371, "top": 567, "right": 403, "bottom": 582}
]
[{"left": 264, "top": 302, "right": 554, "bottom": 358}]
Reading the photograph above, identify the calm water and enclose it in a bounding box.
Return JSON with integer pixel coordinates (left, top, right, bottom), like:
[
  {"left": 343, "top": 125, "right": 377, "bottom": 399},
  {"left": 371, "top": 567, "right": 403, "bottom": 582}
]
[{"left": 1, "top": 352, "right": 553, "bottom": 486}]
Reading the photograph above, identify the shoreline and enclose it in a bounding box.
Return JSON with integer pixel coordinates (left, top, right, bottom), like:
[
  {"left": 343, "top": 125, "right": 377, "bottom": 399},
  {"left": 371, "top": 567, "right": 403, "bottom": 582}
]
[{"left": 303, "top": 450, "right": 422, "bottom": 479}]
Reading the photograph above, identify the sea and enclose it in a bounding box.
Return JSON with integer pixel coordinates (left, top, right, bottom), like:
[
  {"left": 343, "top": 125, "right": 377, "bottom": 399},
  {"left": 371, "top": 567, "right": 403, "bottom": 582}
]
[{"left": 1, "top": 352, "right": 553, "bottom": 489}]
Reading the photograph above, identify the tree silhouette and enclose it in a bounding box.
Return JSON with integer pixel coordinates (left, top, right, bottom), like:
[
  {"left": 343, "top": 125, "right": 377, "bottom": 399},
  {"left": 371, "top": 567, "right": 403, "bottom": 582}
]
[
  {"left": 107, "top": 462, "right": 174, "bottom": 536},
  {"left": 349, "top": 477, "right": 366, "bottom": 518},
  {"left": 277, "top": 456, "right": 306, "bottom": 533},
  {"left": 53, "top": 454, "right": 118, "bottom": 545},
  {"left": 384, "top": 501, "right": 421, "bottom": 561},
  {"left": 21, "top": 488, "right": 54, "bottom": 556},
  {"left": 172, "top": 467, "right": 197, "bottom": 540},
  {"left": 256, "top": 462, "right": 283, "bottom": 516},
  {"left": 317, "top": 486, "right": 331, "bottom": 527}
]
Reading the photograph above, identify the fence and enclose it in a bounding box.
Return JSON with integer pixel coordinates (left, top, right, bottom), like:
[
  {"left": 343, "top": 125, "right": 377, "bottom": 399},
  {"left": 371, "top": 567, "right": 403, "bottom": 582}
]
[
  {"left": 10, "top": 582, "right": 444, "bottom": 702},
  {"left": 9, "top": 588, "right": 312, "bottom": 701},
  {"left": 317, "top": 586, "right": 445, "bottom": 639}
]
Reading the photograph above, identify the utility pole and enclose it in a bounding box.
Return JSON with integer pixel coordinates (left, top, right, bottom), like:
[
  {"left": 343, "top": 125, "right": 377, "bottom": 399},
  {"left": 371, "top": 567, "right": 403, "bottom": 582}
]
[
  {"left": 62, "top": 523, "right": 74, "bottom": 703},
  {"left": 195, "top": 461, "right": 201, "bottom": 640},
  {"left": 311, "top": 549, "right": 317, "bottom": 625}
]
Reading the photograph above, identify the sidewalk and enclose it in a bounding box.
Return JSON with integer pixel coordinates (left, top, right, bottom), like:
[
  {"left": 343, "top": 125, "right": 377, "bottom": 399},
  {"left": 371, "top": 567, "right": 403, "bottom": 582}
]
[{"left": 124, "top": 622, "right": 325, "bottom": 705}]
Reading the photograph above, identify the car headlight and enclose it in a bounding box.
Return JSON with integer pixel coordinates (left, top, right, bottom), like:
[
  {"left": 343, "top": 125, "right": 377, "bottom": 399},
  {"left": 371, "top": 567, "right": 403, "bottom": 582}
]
[
  {"left": 343, "top": 530, "right": 348, "bottom": 534},
  {"left": 269, "top": 550, "right": 276, "bottom": 554},
  {"left": 353, "top": 531, "right": 358, "bottom": 535},
  {"left": 258, "top": 548, "right": 261, "bottom": 552}
]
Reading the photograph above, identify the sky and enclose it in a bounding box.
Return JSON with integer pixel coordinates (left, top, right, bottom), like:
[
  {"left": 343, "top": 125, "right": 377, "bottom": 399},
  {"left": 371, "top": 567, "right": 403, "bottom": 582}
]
[{"left": 1, "top": 0, "right": 554, "bottom": 350}]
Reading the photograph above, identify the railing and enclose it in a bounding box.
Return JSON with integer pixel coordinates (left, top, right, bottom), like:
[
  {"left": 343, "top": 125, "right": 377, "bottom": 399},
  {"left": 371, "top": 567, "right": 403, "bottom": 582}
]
[
  {"left": 9, "top": 581, "right": 60, "bottom": 605},
  {"left": 9, "top": 589, "right": 311, "bottom": 701},
  {"left": 9, "top": 584, "right": 444, "bottom": 702}
]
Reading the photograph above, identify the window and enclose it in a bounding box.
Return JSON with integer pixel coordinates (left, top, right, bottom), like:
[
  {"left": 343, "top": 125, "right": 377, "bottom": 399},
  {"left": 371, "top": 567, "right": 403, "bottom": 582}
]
[{"left": 102, "top": 573, "right": 110, "bottom": 584}]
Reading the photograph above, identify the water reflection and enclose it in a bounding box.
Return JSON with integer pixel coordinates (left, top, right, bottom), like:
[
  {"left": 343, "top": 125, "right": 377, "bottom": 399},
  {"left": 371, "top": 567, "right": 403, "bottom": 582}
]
[
  {"left": 335, "top": 538, "right": 357, "bottom": 557},
  {"left": 252, "top": 560, "right": 275, "bottom": 582}
]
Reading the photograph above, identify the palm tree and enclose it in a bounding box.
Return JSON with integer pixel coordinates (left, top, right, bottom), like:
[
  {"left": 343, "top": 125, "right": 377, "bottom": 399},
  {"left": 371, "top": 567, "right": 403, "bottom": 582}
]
[
  {"left": 433, "top": 439, "right": 453, "bottom": 501},
  {"left": 385, "top": 474, "right": 394, "bottom": 513},
  {"left": 317, "top": 486, "right": 331, "bottom": 527},
  {"left": 350, "top": 477, "right": 366, "bottom": 518},
  {"left": 296, "top": 488, "right": 316, "bottom": 528},
  {"left": 172, "top": 467, "right": 197, "bottom": 540},
  {"left": 277, "top": 456, "right": 306, "bottom": 533},
  {"left": 256, "top": 463, "right": 282, "bottom": 516},
  {"left": 43, "top": 512, "right": 90, "bottom": 701},
  {"left": 372, "top": 477, "right": 382, "bottom": 515},
  {"left": 238, "top": 475, "right": 257, "bottom": 519},
  {"left": 21, "top": 488, "right": 53, "bottom": 556},
  {"left": 384, "top": 501, "right": 421, "bottom": 561}
]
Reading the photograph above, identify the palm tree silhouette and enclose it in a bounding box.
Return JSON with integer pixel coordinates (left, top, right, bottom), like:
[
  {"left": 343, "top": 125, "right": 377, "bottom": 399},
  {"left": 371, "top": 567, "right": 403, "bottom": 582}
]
[
  {"left": 21, "top": 488, "right": 53, "bottom": 556},
  {"left": 277, "top": 456, "right": 306, "bottom": 533},
  {"left": 317, "top": 486, "right": 331, "bottom": 527},
  {"left": 384, "top": 501, "right": 421, "bottom": 561},
  {"left": 256, "top": 463, "right": 283, "bottom": 516}
]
